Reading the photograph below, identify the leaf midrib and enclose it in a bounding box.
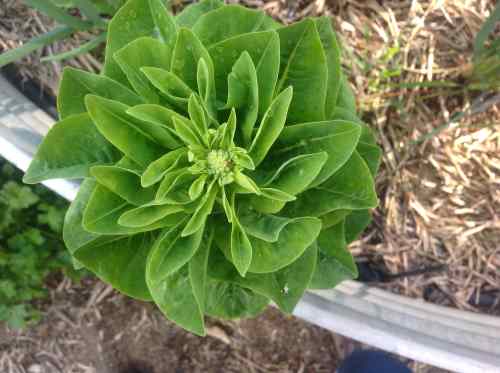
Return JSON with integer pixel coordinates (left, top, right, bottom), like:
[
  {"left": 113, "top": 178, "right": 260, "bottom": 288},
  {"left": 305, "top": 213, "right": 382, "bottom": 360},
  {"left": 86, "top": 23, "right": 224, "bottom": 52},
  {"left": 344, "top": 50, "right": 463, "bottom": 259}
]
[
  {"left": 273, "top": 127, "right": 360, "bottom": 155},
  {"left": 275, "top": 22, "right": 312, "bottom": 94}
]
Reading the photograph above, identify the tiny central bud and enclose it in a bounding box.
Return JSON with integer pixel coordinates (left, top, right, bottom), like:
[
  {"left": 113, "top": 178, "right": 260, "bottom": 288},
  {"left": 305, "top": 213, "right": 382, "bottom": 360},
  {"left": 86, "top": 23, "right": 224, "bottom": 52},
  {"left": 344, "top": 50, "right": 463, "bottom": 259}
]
[{"left": 206, "top": 150, "right": 233, "bottom": 176}]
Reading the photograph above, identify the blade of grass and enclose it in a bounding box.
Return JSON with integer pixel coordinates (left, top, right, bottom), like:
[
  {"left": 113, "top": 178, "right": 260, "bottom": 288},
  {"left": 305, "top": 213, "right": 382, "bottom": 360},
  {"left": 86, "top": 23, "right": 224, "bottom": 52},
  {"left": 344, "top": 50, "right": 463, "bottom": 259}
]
[
  {"left": 0, "top": 26, "right": 74, "bottom": 68},
  {"left": 24, "top": 0, "right": 91, "bottom": 29},
  {"left": 386, "top": 80, "right": 460, "bottom": 89},
  {"left": 41, "top": 32, "right": 106, "bottom": 62},
  {"left": 73, "top": 0, "right": 106, "bottom": 26},
  {"left": 412, "top": 92, "right": 500, "bottom": 144},
  {"left": 473, "top": 2, "right": 500, "bottom": 59}
]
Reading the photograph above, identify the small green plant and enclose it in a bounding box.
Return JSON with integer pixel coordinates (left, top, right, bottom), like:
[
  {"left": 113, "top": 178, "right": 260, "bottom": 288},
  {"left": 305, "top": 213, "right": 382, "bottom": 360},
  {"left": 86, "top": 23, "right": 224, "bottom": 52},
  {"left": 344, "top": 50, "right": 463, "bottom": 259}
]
[
  {"left": 0, "top": 160, "right": 80, "bottom": 329},
  {"left": 0, "top": 0, "right": 126, "bottom": 67},
  {"left": 24, "top": 0, "right": 381, "bottom": 335},
  {"left": 469, "top": 2, "right": 500, "bottom": 91}
]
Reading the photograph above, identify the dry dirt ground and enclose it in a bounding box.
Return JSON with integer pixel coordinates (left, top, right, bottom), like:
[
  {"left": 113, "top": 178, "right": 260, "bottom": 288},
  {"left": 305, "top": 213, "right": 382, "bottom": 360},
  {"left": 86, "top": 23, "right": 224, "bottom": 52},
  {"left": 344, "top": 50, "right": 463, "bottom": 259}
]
[{"left": 1, "top": 277, "right": 443, "bottom": 373}]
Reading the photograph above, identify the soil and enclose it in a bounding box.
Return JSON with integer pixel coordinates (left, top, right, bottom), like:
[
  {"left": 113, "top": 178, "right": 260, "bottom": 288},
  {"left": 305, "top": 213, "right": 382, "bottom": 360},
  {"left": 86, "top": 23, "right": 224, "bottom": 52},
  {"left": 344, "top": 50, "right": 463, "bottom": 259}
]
[{"left": 1, "top": 278, "right": 353, "bottom": 373}]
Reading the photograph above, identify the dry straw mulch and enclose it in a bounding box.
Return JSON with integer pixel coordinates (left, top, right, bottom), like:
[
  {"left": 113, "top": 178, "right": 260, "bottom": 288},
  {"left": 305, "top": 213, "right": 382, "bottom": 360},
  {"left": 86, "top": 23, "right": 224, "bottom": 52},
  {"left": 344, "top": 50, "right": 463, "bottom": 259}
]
[
  {"left": 1, "top": 0, "right": 499, "bottom": 314},
  {"left": 0, "top": 0, "right": 103, "bottom": 95},
  {"left": 322, "top": 0, "right": 500, "bottom": 314}
]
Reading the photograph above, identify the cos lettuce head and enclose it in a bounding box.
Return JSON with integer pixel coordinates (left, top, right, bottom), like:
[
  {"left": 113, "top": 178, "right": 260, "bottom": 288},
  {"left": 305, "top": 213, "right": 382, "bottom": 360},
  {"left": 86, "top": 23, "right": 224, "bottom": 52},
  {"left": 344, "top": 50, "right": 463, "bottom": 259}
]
[{"left": 24, "top": 0, "right": 381, "bottom": 335}]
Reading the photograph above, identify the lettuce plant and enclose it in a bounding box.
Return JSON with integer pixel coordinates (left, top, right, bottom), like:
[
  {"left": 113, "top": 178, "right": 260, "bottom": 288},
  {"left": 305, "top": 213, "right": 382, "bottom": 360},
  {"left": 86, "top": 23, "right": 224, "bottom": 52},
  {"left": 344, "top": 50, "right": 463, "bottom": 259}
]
[{"left": 24, "top": 0, "right": 381, "bottom": 335}]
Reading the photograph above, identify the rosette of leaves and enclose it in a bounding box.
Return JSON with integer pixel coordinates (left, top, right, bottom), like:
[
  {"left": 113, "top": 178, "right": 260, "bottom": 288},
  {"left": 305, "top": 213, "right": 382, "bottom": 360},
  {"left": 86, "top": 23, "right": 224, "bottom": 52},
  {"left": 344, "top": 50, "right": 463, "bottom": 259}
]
[{"left": 23, "top": 0, "right": 381, "bottom": 335}]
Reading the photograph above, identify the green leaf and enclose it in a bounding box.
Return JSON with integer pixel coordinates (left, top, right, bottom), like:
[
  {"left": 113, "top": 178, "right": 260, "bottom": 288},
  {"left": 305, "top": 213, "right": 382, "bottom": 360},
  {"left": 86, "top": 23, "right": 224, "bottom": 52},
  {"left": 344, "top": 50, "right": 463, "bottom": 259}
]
[
  {"left": 230, "top": 209, "right": 253, "bottom": 277},
  {"left": 336, "top": 74, "right": 356, "bottom": 113},
  {"left": 234, "top": 171, "right": 261, "bottom": 195},
  {"left": 320, "top": 209, "right": 351, "bottom": 229},
  {"left": 249, "top": 87, "right": 293, "bottom": 166},
  {"left": 24, "top": 113, "right": 119, "bottom": 184},
  {"left": 356, "top": 130, "right": 382, "bottom": 176},
  {"left": 315, "top": 17, "right": 342, "bottom": 118},
  {"left": 189, "top": 174, "right": 208, "bottom": 200},
  {"left": 208, "top": 30, "right": 280, "bottom": 115},
  {"left": 318, "top": 219, "right": 346, "bottom": 256},
  {"left": 58, "top": 67, "right": 143, "bottom": 120},
  {"left": 221, "top": 186, "right": 232, "bottom": 222},
  {"left": 209, "top": 241, "right": 317, "bottom": 313},
  {"left": 259, "top": 188, "right": 295, "bottom": 202},
  {"left": 171, "top": 28, "right": 215, "bottom": 92},
  {"left": 161, "top": 172, "right": 197, "bottom": 205},
  {"left": 141, "top": 148, "right": 188, "bottom": 187},
  {"left": 146, "top": 226, "right": 211, "bottom": 335},
  {"left": 148, "top": 0, "right": 177, "bottom": 48},
  {"left": 103, "top": 0, "right": 156, "bottom": 86},
  {"left": 310, "top": 222, "right": 358, "bottom": 289},
  {"left": 215, "top": 215, "right": 321, "bottom": 273},
  {"left": 0, "top": 26, "right": 73, "bottom": 69},
  {"left": 148, "top": 220, "right": 204, "bottom": 281},
  {"left": 220, "top": 109, "right": 237, "bottom": 149},
  {"left": 0, "top": 182, "right": 39, "bottom": 210},
  {"left": 118, "top": 203, "right": 185, "bottom": 228},
  {"left": 272, "top": 120, "right": 361, "bottom": 187},
  {"left": 182, "top": 182, "right": 217, "bottom": 236},
  {"left": 233, "top": 150, "right": 255, "bottom": 170},
  {"left": 85, "top": 95, "right": 164, "bottom": 167},
  {"left": 90, "top": 165, "right": 156, "bottom": 206},
  {"left": 309, "top": 250, "right": 357, "bottom": 289},
  {"left": 243, "top": 187, "right": 296, "bottom": 215},
  {"left": 83, "top": 184, "right": 179, "bottom": 234},
  {"left": 331, "top": 107, "right": 382, "bottom": 176},
  {"left": 284, "top": 151, "right": 378, "bottom": 217},
  {"left": 115, "top": 156, "right": 144, "bottom": 175},
  {"left": 205, "top": 280, "right": 269, "bottom": 319},
  {"left": 141, "top": 67, "right": 193, "bottom": 108},
  {"left": 345, "top": 209, "right": 371, "bottom": 243},
  {"left": 239, "top": 210, "right": 311, "bottom": 243},
  {"left": 356, "top": 144, "right": 381, "bottom": 177},
  {"left": 189, "top": 226, "right": 212, "bottom": 317},
  {"left": 188, "top": 94, "right": 208, "bottom": 139},
  {"left": 155, "top": 168, "right": 189, "bottom": 201},
  {"left": 196, "top": 57, "right": 217, "bottom": 119},
  {"left": 192, "top": 5, "right": 269, "bottom": 46},
  {"left": 172, "top": 117, "right": 203, "bottom": 146},
  {"left": 0, "top": 280, "right": 16, "bottom": 299},
  {"left": 126, "top": 103, "right": 184, "bottom": 149},
  {"left": 63, "top": 178, "right": 99, "bottom": 254},
  {"left": 175, "top": 0, "right": 223, "bottom": 28},
  {"left": 276, "top": 19, "right": 328, "bottom": 124},
  {"left": 269, "top": 242, "right": 317, "bottom": 312},
  {"left": 74, "top": 233, "right": 155, "bottom": 300},
  {"left": 114, "top": 37, "right": 172, "bottom": 103},
  {"left": 248, "top": 216, "right": 320, "bottom": 273},
  {"left": 330, "top": 105, "right": 359, "bottom": 122},
  {"left": 225, "top": 51, "right": 259, "bottom": 146},
  {"left": 260, "top": 152, "right": 328, "bottom": 194}
]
